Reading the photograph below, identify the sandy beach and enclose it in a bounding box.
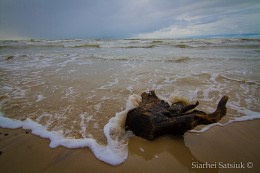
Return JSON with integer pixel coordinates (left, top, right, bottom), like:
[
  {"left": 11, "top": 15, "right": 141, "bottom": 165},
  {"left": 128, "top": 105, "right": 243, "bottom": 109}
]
[
  {"left": 1, "top": 38, "right": 260, "bottom": 172},
  {"left": 1, "top": 119, "right": 259, "bottom": 173},
  {"left": 1, "top": 0, "right": 260, "bottom": 171}
]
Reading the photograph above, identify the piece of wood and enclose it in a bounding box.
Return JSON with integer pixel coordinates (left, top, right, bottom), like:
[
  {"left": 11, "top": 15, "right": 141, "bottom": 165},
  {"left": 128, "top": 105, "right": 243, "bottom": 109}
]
[{"left": 125, "top": 90, "right": 228, "bottom": 140}]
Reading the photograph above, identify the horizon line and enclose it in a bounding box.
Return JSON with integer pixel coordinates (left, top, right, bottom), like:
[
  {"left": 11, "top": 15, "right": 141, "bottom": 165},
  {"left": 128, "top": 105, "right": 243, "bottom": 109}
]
[{"left": 1, "top": 33, "right": 260, "bottom": 41}]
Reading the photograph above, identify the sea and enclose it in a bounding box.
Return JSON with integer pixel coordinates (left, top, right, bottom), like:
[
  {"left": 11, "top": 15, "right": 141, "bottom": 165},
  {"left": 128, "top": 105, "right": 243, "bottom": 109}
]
[{"left": 0, "top": 38, "right": 260, "bottom": 165}]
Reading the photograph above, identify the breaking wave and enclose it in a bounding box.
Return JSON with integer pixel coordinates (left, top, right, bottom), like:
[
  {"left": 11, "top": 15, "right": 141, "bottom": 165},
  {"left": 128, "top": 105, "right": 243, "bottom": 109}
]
[{"left": 66, "top": 44, "right": 101, "bottom": 48}]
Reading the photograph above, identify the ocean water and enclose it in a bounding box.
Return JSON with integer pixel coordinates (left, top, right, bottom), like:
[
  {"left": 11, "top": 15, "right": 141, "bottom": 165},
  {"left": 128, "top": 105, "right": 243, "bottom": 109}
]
[{"left": 0, "top": 38, "right": 260, "bottom": 165}]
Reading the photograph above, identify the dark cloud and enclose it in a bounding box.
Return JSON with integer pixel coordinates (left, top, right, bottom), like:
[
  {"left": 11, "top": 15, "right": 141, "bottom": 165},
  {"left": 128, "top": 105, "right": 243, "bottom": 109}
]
[{"left": 0, "top": 0, "right": 259, "bottom": 39}]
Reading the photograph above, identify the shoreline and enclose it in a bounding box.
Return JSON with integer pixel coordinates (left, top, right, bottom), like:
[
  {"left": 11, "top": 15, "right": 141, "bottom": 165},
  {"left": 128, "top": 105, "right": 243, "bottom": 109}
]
[{"left": 0, "top": 120, "right": 259, "bottom": 173}]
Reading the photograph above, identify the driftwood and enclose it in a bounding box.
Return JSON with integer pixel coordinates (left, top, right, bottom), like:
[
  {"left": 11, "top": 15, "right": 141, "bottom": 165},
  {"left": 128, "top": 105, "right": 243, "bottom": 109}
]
[{"left": 125, "top": 90, "right": 228, "bottom": 140}]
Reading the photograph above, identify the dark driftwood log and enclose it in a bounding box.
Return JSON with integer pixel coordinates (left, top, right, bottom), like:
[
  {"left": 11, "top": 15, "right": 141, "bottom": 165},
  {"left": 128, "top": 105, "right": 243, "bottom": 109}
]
[{"left": 125, "top": 90, "right": 228, "bottom": 140}]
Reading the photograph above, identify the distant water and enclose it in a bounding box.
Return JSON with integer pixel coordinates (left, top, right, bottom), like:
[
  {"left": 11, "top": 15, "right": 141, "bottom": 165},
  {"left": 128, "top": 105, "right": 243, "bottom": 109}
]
[{"left": 0, "top": 38, "right": 260, "bottom": 165}]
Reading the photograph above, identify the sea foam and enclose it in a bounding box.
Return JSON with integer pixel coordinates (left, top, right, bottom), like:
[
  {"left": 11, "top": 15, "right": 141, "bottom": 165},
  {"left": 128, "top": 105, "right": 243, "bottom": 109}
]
[
  {"left": 0, "top": 94, "right": 142, "bottom": 166},
  {"left": 0, "top": 90, "right": 259, "bottom": 165}
]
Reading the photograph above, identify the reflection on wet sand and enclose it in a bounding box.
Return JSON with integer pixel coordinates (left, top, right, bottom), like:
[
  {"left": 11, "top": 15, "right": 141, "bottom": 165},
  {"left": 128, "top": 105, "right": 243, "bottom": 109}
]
[{"left": 129, "top": 135, "right": 218, "bottom": 173}]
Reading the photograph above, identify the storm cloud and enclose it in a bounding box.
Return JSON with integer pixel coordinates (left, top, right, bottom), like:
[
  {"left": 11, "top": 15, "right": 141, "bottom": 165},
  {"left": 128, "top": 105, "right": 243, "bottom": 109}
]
[{"left": 0, "top": 0, "right": 259, "bottom": 39}]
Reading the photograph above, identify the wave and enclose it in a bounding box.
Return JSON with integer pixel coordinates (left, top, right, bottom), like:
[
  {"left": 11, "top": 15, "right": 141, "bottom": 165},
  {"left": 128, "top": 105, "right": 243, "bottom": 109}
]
[
  {"left": 124, "top": 38, "right": 141, "bottom": 40},
  {"left": 68, "top": 44, "right": 101, "bottom": 48},
  {"left": 168, "top": 38, "right": 260, "bottom": 49},
  {"left": 0, "top": 94, "right": 142, "bottom": 166},
  {"left": 0, "top": 43, "right": 64, "bottom": 49},
  {"left": 169, "top": 57, "right": 191, "bottom": 63},
  {"left": 87, "top": 53, "right": 194, "bottom": 63},
  {"left": 123, "top": 45, "right": 155, "bottom": 49},
  {"left": 239, "top": 38, "right": 260, "bottom": 42},
  {"left": 5, "top": 55, "right": 15, "bottom": 61},
  {"left": 220, "top": 75, "right": 260, "bottom": 85},
  {"left": 1, "top": 38, "right": 260, "bottom": 50},
  {"left": 0, "top": 43, "right": 101, "bottom": 49},
  {"left": 152, "top": 40, "right": 164, "bottom": 43},
  {"left": 0, "top": 45, "right": 9, "bottom": 49},
  {"left": 175, "top": 44, "right": 191, "bottom": 48}
]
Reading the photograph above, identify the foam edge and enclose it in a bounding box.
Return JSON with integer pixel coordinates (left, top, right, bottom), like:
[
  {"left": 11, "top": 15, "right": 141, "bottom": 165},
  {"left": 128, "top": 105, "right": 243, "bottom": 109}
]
[{"left": 0, "top": 94, "right": 142, "bottom": 166}]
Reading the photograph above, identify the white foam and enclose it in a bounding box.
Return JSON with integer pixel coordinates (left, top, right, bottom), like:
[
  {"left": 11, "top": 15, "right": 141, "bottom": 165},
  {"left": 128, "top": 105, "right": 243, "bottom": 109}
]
[
  {"left": 0, "top": 94, "right": 142, "bottom": 166},
  {"left": 94, "top": 103, "right": 102, "bottom": 112},
  {"left": 1, "top": 86, "right": 13, "bottom": 91},
  {"left": 127, "top": 85, "right": 134, "bottom": 93},
  {"left": 0, "top": 112, "right": 23, "bottom": 128},
  {"left": 108, "top": 78, "right": 119, "bottom": 87},
  {"left": 36, "top": 95, "right": 45, "bottom": 102},
  {"left": 86, "top": 94, "right": 96, "bottom": 99},
  {"left": 189, "top": 110, "right": 260, "bottom": 133},
  {"left": 13, "top": 87, "right": 27, "bottom": 99},
  {"left": 79, "top": 112, "right": 88, "bottom": 138},
  {"left": 59, "top": 55, "right": 79, "bottom": 67},
  {"left": 97, "top": 78, "right": 119, "bottom": 90},
  {"left": 65, "top": 87, "right": 75, "bottom": 96},
  {"left": 77, "top": 59, "right": 93, "bottom": 65}
]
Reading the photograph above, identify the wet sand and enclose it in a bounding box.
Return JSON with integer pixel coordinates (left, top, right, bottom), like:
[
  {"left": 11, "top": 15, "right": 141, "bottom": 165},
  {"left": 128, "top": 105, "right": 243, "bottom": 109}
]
[{"left": 0, "top": 120, "right": 259, "bottom": 173}]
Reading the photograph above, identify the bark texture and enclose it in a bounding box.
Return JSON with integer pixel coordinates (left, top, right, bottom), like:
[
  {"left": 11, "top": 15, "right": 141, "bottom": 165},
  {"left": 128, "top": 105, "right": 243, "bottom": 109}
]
[{"left": 125, "top": 90, "right": 228, "bottom": 140}]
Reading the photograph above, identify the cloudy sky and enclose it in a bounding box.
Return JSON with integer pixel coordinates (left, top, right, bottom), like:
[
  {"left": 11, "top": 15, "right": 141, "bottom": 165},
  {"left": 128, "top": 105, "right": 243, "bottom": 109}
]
[{"left": 0, "top": 0, "right": 260, "bottom": 39}]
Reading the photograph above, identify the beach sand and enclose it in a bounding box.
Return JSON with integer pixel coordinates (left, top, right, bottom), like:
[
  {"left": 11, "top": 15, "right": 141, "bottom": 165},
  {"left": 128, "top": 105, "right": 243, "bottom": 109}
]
[{"left": 0, "top": 120, "right": 259, "bottom": 173}]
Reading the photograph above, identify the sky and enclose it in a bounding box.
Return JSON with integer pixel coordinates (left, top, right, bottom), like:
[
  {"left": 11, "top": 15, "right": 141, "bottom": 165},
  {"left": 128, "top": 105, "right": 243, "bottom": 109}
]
[{"left": 0, "top": 0, "right": 260, "bottom": 40}]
